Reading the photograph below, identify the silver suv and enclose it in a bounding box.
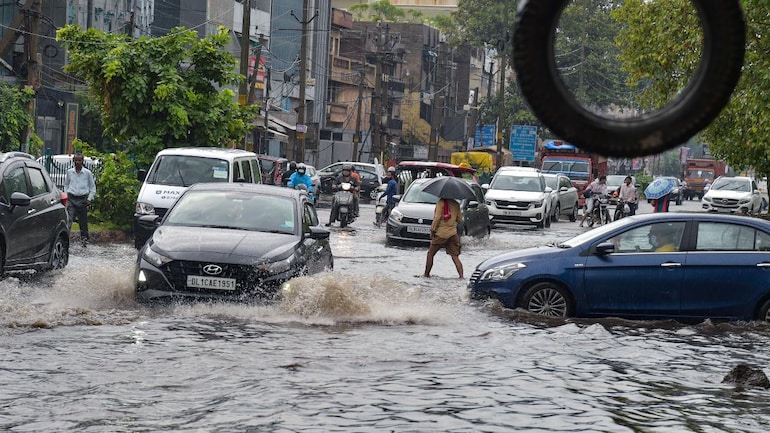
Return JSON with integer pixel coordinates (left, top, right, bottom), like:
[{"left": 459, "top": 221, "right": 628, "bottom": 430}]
[{"left": 483, "top": 167, "right": 552, "bottom": 228}]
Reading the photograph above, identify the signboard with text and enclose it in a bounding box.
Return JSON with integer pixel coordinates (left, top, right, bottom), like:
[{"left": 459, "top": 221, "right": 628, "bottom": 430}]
[
  {"left": 474, "top": 124, "right": 496, "bottom": 148},
  {"left": 509, "top": 125, "right": 537, "bottom": 162}
]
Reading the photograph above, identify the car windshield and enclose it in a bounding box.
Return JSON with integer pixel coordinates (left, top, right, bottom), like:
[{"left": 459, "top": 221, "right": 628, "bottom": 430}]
[
  {"left": 149, "top": 156, "right": 230, "bottom": 187},
  {"left": 402, "top": 181, "right": 460, "bottom": 205},
  {"left": 490, "top": 175, "right": 542, "bottom": 192},
  {"left": 544, "top": 176, "right": 558, "bottom": 190},
  {"left": 713, "top": 179, "right": 750, "bottom": 192},
  {"left": 606, "top": 176, "right": 626, "bottom": 187},
  {"left": 166, "top": 190, "right": 296, "bottom": 234}
]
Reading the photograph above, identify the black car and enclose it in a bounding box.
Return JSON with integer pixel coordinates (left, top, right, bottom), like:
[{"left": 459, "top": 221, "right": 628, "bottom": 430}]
[
  {"left": 135, "top": 183, "right": 333, "bottom": 303},
  {"left": 0, "top": 152, "right": 69, "bottom": 274}
]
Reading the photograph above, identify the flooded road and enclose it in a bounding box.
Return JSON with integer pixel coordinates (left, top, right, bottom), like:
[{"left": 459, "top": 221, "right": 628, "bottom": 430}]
[{"left": 2, "top": 199, "right": 770, "bottom": 432}]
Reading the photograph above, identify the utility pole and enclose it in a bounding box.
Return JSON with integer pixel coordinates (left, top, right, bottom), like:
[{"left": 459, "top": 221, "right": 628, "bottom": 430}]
[
  {"left": 495, "top": 6, "right": 509, "bottom": 169},
  {"left": 293, "top": 0, "right": 318, "bottom": 162},
  {"left": 238, "top": 0, "right": 251, "bottom": 107},
  {"left": 247, "top": 33, "right": 266, "bottom": 105},
  {"left": 353, "top": 69, "right": 364, "bottom": 162},
  {"left": 22, "top": 0, "right": 41, "bottom": 152}
]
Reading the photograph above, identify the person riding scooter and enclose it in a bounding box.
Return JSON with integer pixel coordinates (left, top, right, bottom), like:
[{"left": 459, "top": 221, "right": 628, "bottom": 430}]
[
  {"left": 288, "top": 163, "right": 314, "bottom": 201},
  {"left": 326, "top": 164, "right": 360, "bottom": 226},
  {"left": 281, "top": 161, "right": 297, "bottom": 187}
]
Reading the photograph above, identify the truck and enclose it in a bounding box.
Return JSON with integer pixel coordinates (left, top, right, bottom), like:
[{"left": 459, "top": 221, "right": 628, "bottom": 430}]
[
  {"left": 684, "top": 158, "right": 727, "bottom": 200},
  {"left": 540, "top": 140, "right": 607, "bottom": 205}
]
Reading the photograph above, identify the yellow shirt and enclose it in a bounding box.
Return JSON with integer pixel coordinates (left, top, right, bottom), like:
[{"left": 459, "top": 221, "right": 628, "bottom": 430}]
[
  {"left": 655, "top": 243, "right": 676, "bottom": 252},
  {"left": 431, "top": 199, "right": 462, "bottom": 239}
]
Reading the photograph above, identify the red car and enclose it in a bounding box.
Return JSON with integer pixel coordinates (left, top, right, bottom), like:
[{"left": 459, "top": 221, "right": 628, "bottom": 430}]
[{"left": 257, "top": 154, "right": 289, "bottom": 186}]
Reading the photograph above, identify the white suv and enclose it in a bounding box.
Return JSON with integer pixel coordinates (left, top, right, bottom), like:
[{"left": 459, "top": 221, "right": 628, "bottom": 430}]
[
  {"left": 483, "top": 167, "right": 552, "bottom": 228},
  {"left": 702, "top": 176, "right": 763, "bottom": 215}
]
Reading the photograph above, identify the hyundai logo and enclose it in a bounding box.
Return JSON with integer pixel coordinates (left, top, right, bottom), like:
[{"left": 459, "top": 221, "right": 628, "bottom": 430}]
[{"left": 203, "top": 264, "right": 223, "bottom": 275}]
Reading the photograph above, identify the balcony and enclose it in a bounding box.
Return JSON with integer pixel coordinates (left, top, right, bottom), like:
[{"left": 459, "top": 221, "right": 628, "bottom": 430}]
[
  {"left": 326, "top": 103, "right": 349, "bottom": 124},
  {"left": 329, "top": 54, "right": 375, "bottom": 86}
]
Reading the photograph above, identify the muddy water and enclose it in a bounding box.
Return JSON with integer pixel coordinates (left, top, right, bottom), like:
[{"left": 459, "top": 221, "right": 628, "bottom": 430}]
[{"left": 1, "top": 202, "right": 769, "bottom": 432}]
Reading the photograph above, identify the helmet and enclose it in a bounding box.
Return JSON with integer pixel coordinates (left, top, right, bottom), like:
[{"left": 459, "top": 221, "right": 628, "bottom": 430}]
[
  {"left": 289, "top": 161, "right": 297, "bottom": 171},
  {"left": 342, "top": 163, "right": 353, "bottom": 171},
  {"left": 387, "top": 166, "right": 396, "bottom": 173},
  {"left": 297, "top": 163, "right": 306, "bottom": 174}
]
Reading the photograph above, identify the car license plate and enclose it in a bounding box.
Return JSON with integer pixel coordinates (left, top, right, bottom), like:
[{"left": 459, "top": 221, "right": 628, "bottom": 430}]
[
  {"left": 502, "top": 210, "right": 522, "bottom": 216},
  {"left": 407, "top": 225, "right": 432, "bottom": 234},
  {"left": 187, "top": 275, "right": 236, "bottom": 290}
]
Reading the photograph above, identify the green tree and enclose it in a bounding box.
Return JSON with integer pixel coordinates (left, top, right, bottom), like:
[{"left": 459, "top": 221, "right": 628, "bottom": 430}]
[
  {"left": 613, "top": 0, "right": 770, "bottom": 201},
  {"left": 56, "top": 25, "right": 258, "bottom": 166},
  {"left": 0, "top": 82, "right": 34, "bottom": 152},
  {"left": 349, "top": 0, "right": 406, "bottom": 22}
]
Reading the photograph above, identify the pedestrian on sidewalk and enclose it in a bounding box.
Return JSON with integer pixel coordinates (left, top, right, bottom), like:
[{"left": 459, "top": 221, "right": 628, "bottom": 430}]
[{"left": 64, "top": 153, "right": 97, "bottom": 247}]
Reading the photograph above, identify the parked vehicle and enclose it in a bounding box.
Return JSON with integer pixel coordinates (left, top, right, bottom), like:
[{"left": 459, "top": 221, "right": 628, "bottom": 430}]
[
  {"left": 386, "top": 178, "right": 490, "bottom": 245},
  {"left": 0, "top": 152, "right": 69, "bottom": 274},
  {"left": 702, "top": 176, "right": 763, "bottom": 215},
  {"left": 135, "top": 183, "right": 333, "bottom": 303},
  {"left": 133, "top": 147, "right": 262, "bottom": 249},
  {"left": 318, "top": 161, "right": 384, "bottom": 201},
  {"left": 483, "top": 167, "right": 552, "bottom": 229},
  {"left": 256, "top": 154, "right": 289, "bottom": 186},
  {"left": 684, "top": 158, "right": 727, "bottom": 199},
  {"left": 329, "top": 182, "right": 357, "bottom": 228},
  {"left": 469, "top": 213, "right": 770, "bottom": 323},
  {"left": 542, "top": 173, "right": 579, "bottom": 222}
]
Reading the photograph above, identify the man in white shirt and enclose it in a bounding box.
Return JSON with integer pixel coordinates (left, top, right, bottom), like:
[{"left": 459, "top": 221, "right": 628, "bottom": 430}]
[{"left": 64, "top": 154, "right": 97, "bottom": 247}]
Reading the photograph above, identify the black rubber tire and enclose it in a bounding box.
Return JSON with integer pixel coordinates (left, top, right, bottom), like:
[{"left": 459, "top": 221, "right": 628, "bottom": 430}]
[
  {"left": 45, "top": 233, "right": 69, "bottom": 271},
  {"left": 340, "top": 212, "right": 348, "bottom": 228},
  {"left": 569, "top": 204, "right": 577, "bottom": 222},
  {"left": 519, "top": 282, "right": 573, "bottom": 317},
  {"left": 757, "top": 298, "right": 770, "bottom": 322},
  {"left": 614, "top": 209, "right": 623, "bottom": 221},
  {"left": 552, "top": 204, "right": 560, "bottom": 222},
  {"left": 513, "top": 0, "right": 745, "bottom": 157}
]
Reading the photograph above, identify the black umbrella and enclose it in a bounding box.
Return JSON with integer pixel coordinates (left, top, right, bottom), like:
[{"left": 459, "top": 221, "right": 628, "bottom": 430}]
[{"left": 421, "top": 176, "right": 477, "bottom": 200}]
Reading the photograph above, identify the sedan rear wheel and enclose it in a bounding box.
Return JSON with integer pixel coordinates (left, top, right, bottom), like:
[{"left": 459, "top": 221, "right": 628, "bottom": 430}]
[
  {"left": 757, "top": 299, "right": 770, "bottom": 322},
  {"left": 520, "top": 282, "right": 572, "bottom": 317},
  {"left": 552, "top": 204, "right": 560, "bottom": 222}
]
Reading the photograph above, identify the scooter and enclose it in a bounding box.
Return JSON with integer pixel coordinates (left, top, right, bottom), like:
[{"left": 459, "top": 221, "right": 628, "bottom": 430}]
[
  {"left": 374, "top": 184, "right": 388, "bottom": 227},
  {"left": 331, "top": 182, "right": 357, "bottom": 228},
  {"left": 587, "top": 194, "right": 612, "bottom": 227}
]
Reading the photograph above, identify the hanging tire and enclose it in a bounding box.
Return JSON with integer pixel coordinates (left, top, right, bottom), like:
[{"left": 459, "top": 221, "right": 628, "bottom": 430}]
[
  {"left": 513, "top": 0, "right": 745, "bottom": 157},
  {"left": 519, "top": 282, "right": 573, "bottom": 317}
]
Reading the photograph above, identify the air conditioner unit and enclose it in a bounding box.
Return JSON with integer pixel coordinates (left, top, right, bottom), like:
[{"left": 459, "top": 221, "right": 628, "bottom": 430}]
[{"left": 306, "top": 78, "right": 316, "bottom": 86}]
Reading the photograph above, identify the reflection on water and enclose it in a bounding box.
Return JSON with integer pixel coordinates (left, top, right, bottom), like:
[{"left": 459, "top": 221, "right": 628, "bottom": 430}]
[{"left": 1, "top": 222, "right": 770, "bottom": 431}]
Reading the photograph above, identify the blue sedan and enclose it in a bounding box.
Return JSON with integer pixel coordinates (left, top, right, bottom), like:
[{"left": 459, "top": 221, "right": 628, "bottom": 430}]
[{"left": 469, "top": 213, "right": 770, "bottom": 322}]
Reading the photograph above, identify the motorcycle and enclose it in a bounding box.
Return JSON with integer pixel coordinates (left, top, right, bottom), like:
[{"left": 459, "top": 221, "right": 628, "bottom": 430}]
[
  {"left": 330, "top": 182, "right": 357, "bottom": 228},
  {"left": 294, "top": 183, "right": 314, "bottom": 204},
  {"left": 374, "top": 184, "right": 388, "bottom": 227},
  {"left": 612, "top": 198, "right": 630, "bottom": 221},
  {"left": 586, "top": 194, "right": 612, "bottom": 227}
]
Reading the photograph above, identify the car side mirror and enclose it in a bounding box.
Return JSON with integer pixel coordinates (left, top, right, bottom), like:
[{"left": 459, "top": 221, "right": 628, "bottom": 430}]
[
  {"left": 481, "top": 183, "right": 490, "bottom": 190},
  {"left": 9, "top": 191, "right": 31, "bottom": 211},
  {"left": 393, "top": 194, "right": 402, "bottom": 202},
  {"left": 560, "top": 186, "right": 569, "bottom": 192},
  {"left": 467, "top": 200, "right": 479, "bottom": 209},
  {"left": 544, "top": 186, "right": 553, "bottom": 193},
  {"left": 137, "top": 169, "right": 147, "bottom": 182},
  {"left": 307, "top": 225, "right": 331, "bottom": 240},
  {"left": 137, "top": 214, "right": 163, "bottom": 230},
  {"left": 595, "top": 242, "right": 616, "bottom": 255}
]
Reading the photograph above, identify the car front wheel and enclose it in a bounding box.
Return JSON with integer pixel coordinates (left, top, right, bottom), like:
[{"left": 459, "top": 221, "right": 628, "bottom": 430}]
[
  {"left": 757, "top": 299, "right": 770, "bottom": 322},
  {"left": 520, "top": 282, "right": 573, "bottom": 317}
]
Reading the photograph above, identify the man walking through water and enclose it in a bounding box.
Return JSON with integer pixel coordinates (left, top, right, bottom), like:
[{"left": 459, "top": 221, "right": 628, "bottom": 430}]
[
  {"left": 64, "top": 153, "right": 97, "bottom": 247},
  {"left": 424, "top": 196, "right": 464, "bottom": 279}
]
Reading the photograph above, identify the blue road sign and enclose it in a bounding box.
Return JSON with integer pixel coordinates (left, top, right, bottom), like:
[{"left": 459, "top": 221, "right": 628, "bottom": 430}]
[
  {"left": 474, "top": 124, "right": 496, "bottom": 148},
  {"left": 510, "top": 125, "right": 538, "bottom": 161}
]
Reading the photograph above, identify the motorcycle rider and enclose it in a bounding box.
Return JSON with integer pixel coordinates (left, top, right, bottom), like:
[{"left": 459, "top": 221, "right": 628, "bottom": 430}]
[
  {"left": 288, "top": 163, "right": 314, "bottom": 200},
  {"left": 579, "top": 175, "right": 607, "bottom": 227},
  {"left": 376, "top": 166, "right": 398, "bottom": 227},
  {"left": 618, "top": 175, "right": 638, "bottom": 216},
  {"left": 326, "top": 164, "right": 360, "bottom": 226},
  {"left": 281, "top": 161, "right": 297, "bottom": 187}
]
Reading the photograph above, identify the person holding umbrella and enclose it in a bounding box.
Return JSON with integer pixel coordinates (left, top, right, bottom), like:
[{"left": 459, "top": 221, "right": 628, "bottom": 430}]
[
  {"left": 421, "top": 177, "right": 475, "bottom": 279},
  {"left": 644, "top": 177, "right": 676, "bottom": 213}
]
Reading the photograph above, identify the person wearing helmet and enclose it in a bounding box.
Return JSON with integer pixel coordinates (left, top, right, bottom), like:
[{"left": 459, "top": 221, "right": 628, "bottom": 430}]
[
  {"left": 281, "top": 161, "right": 297, "bottom": 187},
  {"left": 326, "top": 163, "right": 360, "bottom": 226},
  {"left": 288, "top": 163, "right": 314, "bottom": 198},
  {"left": 384, "top": 166, "right": 398, "bottom": 216}
]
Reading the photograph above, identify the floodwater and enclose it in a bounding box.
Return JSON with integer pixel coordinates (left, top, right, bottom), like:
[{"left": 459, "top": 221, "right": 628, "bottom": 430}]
[{"left": 2, "top": 200, "right": 769, "bottom": 432}]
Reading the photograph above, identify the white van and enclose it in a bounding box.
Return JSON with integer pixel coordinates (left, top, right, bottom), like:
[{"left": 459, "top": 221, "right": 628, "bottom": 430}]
[{"left": 133, "top": 147, "right": 261, "bottom": 248}]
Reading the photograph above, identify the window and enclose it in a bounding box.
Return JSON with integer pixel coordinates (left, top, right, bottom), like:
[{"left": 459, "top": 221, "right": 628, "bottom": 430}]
[
  {"left": 3, "top": 166, "right": 29, "bottom": 202},
  {"left": 695, "top": 222, "right": 770, "bottom": 251},
  {"left": 609, "top": 222, "right": 686, "bottom": 253},
  {"left": 28, "top": 167, "right": 49, "bottom": 197}
]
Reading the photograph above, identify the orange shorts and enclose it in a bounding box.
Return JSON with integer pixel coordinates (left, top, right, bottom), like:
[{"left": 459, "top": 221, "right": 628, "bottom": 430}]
[{"left": 430, "top": 233, "right": 461, "bottom": 256}]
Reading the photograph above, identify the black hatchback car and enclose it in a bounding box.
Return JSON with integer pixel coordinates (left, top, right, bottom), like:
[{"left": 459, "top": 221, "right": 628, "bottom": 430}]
[
  {"left": 135, "top": 183, "right": 333, "bottom": 303},
  {"left": 0, "top": 152, "right": 69, "bottom": 274}
]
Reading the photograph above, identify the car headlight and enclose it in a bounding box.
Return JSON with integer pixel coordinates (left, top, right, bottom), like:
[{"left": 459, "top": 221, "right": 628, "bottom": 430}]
[
  {"left": 390, "top": 208, "right": 403, "bottom": 222},
  {"left": 143, "top": 247, "right": 172, "bottom": 267},
  {"left": 266, "top": 256, "right": 293, "bottom": 274},
  {"left": 479, "top": 262, "right": 527, "bottom": 281},
  {"left": 136, "top": 202, "right": 155, "bottom": 215},
  {"left": 739, "top": 197, "right": 751, "bottom": 204},
  {"left": 533, "top": 200, "right": 544, "bottom": 208},
  {"left": 703, "top": 196, "right": 712, "bottom": 203}
]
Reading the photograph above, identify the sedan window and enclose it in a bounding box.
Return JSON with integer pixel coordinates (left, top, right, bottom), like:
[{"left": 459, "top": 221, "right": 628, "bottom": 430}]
[
  {"left": 609, "top": 222, "right": 686, "bottom": 253},
  {"left": 695, "top": 222, "right": 770, "bottom": 251}
]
